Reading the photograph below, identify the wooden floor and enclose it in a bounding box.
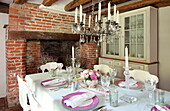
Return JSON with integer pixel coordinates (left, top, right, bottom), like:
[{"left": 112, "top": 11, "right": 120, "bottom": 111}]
[{"left": 0, "top": 98, "right": 22, "bottom": 111}]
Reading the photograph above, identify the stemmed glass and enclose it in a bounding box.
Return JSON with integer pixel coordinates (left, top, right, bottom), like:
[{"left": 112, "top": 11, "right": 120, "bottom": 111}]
[
  {"left": 110, "top": 69, "right": 117, "bottom": 85},
  {"left": 101, "top": 75, "right": 110, "bottom": 102},
  {"left": 66, "top": 66, "right": 73, "bottom": 87},
  {"left": 76, "top": 61, "right": 81, "bottom": 74}
]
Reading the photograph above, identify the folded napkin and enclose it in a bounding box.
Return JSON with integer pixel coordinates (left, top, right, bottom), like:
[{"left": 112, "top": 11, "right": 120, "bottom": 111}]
[
  {"left": 64, "top": 92, "right": 95, "bottom": 108},
  {"left": 42, "top": 78, "right": 65, "bottom": 86},
  {"left": 118, "top": 79, "right": 137, "bottom": 87},
  {"left": 155, "top": 105, "right": 170, "bottom": 111}
]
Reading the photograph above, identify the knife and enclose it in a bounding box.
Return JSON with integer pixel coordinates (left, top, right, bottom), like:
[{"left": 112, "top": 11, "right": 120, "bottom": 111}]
[{"left": 93, "top": 105, "right": 106, "bottom": 111}]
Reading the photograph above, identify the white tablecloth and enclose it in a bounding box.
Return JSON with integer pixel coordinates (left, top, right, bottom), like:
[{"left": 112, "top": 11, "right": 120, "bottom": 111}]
[{"left": 25, "top": 72, "right": 170, "bottom": 111}]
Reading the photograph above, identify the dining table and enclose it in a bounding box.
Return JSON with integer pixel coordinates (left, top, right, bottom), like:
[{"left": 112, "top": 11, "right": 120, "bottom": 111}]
[{"left": 25, "top": 72, "right": 170, "bottom": 111}]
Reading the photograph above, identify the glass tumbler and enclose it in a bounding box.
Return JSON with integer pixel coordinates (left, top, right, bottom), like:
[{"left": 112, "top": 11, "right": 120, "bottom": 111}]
[
  {"left": 109, "top": 87, "right": 118, "bottom": 107},
  {"left": 158, "top": 89, "right": 165, "bottom": 105}
]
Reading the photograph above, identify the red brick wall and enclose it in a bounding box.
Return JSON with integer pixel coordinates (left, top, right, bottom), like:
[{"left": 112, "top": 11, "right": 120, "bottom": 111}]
[
  {"left": 9, "top": 3, "right": 74, "bottom": 33},
  {"left": 6, "top": 40, "right": 27, "bottom": 107},
  {"left": 80, "top": 43, "right": 98, "bottom": 69},
  {"left": 26, "top": 41, "right": 41, "bottom": 74},
  {"left": 6, "top": 3, "right": 98, "bottom": 107}
]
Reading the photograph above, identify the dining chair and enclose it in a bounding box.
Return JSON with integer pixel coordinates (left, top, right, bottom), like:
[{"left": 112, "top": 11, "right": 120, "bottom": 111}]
[
  {"left": 27, "top": 92, "right": 44, "bottom": 111},
  {"left": 17, "top": 75, "right": 30, "bottom": 111},
  {"left": 40, "top": 62, "right": 63, "bottom": 73},
  {"left": 93, "top": 64, "right": 112, "bottom": 74},
  {"left": 129, "top": 69, "right": 159, "bottom": 83},
  {"left": 17, "top": 75, "right": 44, "bottom": 111}
]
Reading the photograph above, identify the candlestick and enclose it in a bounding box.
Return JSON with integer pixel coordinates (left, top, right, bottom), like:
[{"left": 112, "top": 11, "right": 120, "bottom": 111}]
[
  {"left": 108, "top": 2, "right": 111, "bottom": 20},
  {"left": 98, "top": 2, "right": 101, "bottom": 20},
  {"left": 116, "top": 10, "right": 119, "bottom": 24},
  {"left": 75, "top": 8, "right": 78, "bottom": 23},
  {"left": 88, "top": 15, "right": 91, "bottom": 28},
  {"left": 114, "top": 4, "right": 116, "bottom": 21},
  {"left": 125, "top": 46, "right": 129, "bottom": 68},
  {"left": 80, "top": 5, "right": 82, "bottom": 22},
  {"left": 83, "top": 14, "right": 86, "bottom": 27}
]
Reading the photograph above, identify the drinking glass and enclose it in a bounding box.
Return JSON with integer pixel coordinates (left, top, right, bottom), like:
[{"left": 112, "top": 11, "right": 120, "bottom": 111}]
[
  {"left": 76, "top": 62, "right": 81, "bottom": 75},
  {"left": 110, "top": 69, "right": 117, "bottom": 84},
  {"left": 101, "top": 75, "right": 110, "bottom": 102},
  {"left": 144, "top": 79, "right": 157, "bottom": 105},
  {"left": 66, "top": 66, "right": 73, "bottom": 86}
]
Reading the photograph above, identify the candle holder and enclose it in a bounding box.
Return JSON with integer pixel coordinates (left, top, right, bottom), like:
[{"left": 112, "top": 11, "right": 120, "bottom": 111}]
[
  {"left": 123, "top": 66, "right": 130, "bottom": 90},
  {"left": 94, "top": 20, "right": 103, "bottom": 33},
  {"left": 71, "top": 58, "right": 76, "bottom": 75},
  {"left": 119, "top": 66, "right": 137, "bottom": 103}
]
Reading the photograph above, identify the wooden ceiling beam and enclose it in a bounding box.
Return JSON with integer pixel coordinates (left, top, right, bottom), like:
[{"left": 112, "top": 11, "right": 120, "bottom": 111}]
[
  {"left": 42, "top": 0, "right": 59, "bottom": 6},
  {"left": 13, "top": 0, "right": 27, "bottom": 4},
  {"left": 100, "top": 0, "right": 169, "bottom": 14},
  {"left": 83, "top": 0, "right": 130, "bottom": 13},
  {"left": 65, "top": 0, "right": 96, "bottom": 12}
]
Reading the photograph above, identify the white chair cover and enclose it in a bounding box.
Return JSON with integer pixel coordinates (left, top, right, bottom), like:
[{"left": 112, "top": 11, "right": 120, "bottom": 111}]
[
  {"left": 17, "top": 75, "right": 30, "bottom": 111},
  {"left": 17, "top": 75, "right": 44, "bottom": 111},
  {"left": 40, "top": 62, "right": 63, "bottom": 73},
  {"left": 129, "top": 69, "right": 159, "bottom": 83},
  {"left": 93, "top": 64, "right": 112, "bottom": 74}
]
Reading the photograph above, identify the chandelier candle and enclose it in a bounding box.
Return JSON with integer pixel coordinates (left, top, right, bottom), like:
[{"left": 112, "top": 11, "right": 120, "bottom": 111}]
[
  {"left": 75, "top": 7, "right": 78, "bottom": 23},
  {"left": 108, "top": 2, "right": 111, "bottom": 20},
  {"left": 83, "top": 14, "right": 86, "bottom": 27},
  {"left": 116, "top": 10, "right": 119, "bottom": 24},
  {"left": 88, "top": 15, "right": 91, "bottom": 28},
  {"left": 114, "top": 5, "right": 117, "bottom": 21},
  {"left": 98, "top": 2, "right": 101, "bottom": 20},
  {"left": 80, "top": 5, "right": 82, "bottom": 22},
  {"left": 95, "top": 15, "right": 98, "bottom": 24}
]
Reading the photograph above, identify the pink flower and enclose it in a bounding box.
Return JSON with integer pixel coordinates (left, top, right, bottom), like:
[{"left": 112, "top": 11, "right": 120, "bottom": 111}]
[
  {"left": 96, "top": 71, "right": 101, "bottom": 77},
  {"left": 85, "top": 74, "right": 89, "bottom": 78},
  {"left": 89, "top": 70, "right": 94, "bottom": 75},
  {"left": 90, "top": 74, "right": 97, "bottom": 80},
  {"left": 83, "top": 69, "right": 90, "bottom": 74},
  {"left": 80, "top": 72, "right": 86, "bottom": 79}
]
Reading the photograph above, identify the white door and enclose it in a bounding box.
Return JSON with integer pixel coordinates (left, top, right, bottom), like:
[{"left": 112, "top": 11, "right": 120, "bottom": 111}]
[{"left": 0, "top": 13, "right": 8, "bottom": 98}]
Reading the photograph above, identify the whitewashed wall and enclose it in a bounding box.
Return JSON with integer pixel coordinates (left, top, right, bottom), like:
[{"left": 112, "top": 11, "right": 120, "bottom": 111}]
[
  {"left": 0, "top": 13, "right": 8, "bottom": 97},
  {"left": 159, "top": 6, "right": 170, "bottom": 91}
]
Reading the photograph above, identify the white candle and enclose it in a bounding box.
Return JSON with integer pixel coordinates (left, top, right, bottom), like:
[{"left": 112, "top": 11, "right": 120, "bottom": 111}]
[
  {"left": 72, "top": 46, "right": 75, "bottom": 59},
  {"left": 116, "top": 10, "right": 119, "bottom": 24},
  {"left": 125, "top": 46, "right": 129, "bottom": 68},
  {"left": 88, "top": 15, "right": 91, "bottom": 28},
  {"left": 83, "top": 14, "right": 86, "bottom": 27},
  {"left": 108, "top": 2, "right": 111, "bottom": 20},
  {"left": 80, "top": 5, "right": 82, "bottom": 22},
  {"left": 98, "top": 2, "right": 101, "bottom": 20},
  {"left": 95, "top": 15, "right": 98, "bottom": 23},
  {"left": 75, "top": 8, "right": 78, "bottom": 23},
  {"left": 114, "top": 4, "right": 116, "bottom": 21}
]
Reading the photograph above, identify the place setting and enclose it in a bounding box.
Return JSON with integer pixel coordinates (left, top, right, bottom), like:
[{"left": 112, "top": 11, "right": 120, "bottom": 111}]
[{"left": 61, "top": 92, "right": 100, "bottom": 111}]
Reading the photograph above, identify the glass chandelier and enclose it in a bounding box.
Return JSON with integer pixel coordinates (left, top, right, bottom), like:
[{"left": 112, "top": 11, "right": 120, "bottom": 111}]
[{"left": 72, "top": 1, "right": 122, "bottom": 45}]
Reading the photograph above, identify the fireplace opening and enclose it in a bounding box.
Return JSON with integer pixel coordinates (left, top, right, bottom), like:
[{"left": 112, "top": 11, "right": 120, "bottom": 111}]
[
  {"left": 26, "top": 40, "right": 80, "bottom": 74},
  {"left": 40, "top": 40, "right": 79, "bottom": 68}
]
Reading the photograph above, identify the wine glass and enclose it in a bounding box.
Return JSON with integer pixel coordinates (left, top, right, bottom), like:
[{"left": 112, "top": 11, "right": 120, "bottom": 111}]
[
  {"left": 66, "top": 66, "right": 73, "bottom": 86},
  {"left": 110, "top": 69, "right": 117, "bottom": 84},
  {"left": 76, "top": 62, "right": 81, "bottom": 74},
  {"left": 101, "top": 75, "right": 110, "bottom": 102}
]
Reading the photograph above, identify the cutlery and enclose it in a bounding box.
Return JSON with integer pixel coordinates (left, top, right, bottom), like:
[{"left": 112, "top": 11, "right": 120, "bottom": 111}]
[
  {"left": 93, "top": 105, "right": 106, "bottom": 111},
  {"left": 49, "top": 88, "right": 60, "bottom": 91}
]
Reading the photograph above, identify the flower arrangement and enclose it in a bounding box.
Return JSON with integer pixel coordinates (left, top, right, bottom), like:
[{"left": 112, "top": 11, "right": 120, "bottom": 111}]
[{"left": 80, "top": 69, "right": 101, "bottom": 81}]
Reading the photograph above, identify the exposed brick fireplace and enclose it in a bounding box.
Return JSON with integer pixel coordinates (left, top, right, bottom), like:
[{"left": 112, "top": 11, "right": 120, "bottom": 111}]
[{"left": 6, "top": 3, "right": 99, "bottom": 107}]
